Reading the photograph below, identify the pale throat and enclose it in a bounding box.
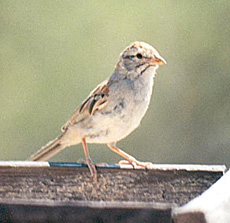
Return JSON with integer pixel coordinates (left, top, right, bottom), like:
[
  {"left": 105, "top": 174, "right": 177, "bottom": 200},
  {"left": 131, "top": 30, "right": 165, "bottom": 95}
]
[
  {"left": 137, "top": 65, "right": 158, "bottom": 84},
  {"left": 132, "top": 65, "right": 157, "bottom": 102}
]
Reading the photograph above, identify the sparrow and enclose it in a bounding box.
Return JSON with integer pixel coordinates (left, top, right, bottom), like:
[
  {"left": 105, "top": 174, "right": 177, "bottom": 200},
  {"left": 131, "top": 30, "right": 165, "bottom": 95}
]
[{"left": 28, "top": 41, "right": 166, "bottom": 182}]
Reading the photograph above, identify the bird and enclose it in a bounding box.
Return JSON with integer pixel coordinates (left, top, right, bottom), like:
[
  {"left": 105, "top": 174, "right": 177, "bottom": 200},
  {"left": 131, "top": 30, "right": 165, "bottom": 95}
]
[{"left": 28, "top": 41, "right": 166, "bottom": 182}]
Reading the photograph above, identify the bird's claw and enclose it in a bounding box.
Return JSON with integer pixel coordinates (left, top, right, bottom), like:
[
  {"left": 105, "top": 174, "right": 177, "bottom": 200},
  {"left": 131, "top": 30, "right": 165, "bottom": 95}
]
[{"left": 118, "top": 159, "right": 153, "bottom": 169}]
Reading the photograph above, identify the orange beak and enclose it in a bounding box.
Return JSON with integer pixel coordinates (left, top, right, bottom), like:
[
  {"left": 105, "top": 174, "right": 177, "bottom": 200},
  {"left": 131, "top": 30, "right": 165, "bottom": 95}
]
[
  {"left": 154, "top": 55, "right": 167, "bottom": 66},
  {"left": 148, "top": 54, "right": 167, "bottom": 66}
]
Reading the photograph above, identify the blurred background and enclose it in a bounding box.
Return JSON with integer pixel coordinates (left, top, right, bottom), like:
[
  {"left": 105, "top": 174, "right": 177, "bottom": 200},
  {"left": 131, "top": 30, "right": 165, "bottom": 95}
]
[{"left": 1, "top": 1, "right": 230, "bottom": 166}]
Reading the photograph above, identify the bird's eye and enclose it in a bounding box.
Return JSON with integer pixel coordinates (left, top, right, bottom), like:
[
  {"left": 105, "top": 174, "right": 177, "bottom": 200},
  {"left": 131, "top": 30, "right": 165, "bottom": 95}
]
[{"left": 136, "top": 53, "right": 143, "bottom": 59}]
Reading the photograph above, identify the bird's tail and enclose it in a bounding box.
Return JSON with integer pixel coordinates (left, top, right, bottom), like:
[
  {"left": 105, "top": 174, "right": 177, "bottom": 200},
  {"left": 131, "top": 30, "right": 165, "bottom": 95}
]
[{"left": 28, "top": 134, "right": 66, "bottom": 161}]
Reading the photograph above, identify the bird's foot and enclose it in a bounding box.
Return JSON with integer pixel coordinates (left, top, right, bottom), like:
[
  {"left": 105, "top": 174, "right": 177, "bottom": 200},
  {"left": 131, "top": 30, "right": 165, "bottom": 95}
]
[
  {"left": 118, "top": 159, "right": 153, "bottom": 169},
  {"left": 77, "top": 158, "right": 97, "bottom": 183}
]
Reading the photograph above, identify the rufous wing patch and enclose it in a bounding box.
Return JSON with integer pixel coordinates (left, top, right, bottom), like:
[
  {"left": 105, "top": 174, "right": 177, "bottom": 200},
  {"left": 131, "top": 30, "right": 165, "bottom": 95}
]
[{"left": 61, "top": 80, "right": 109, "bottom": 131}]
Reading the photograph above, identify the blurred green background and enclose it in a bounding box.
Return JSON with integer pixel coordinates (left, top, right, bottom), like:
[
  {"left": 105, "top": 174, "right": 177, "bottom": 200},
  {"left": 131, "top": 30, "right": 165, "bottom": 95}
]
[{"left": 1, "top": 1, "right": 230, "bottom": 166}]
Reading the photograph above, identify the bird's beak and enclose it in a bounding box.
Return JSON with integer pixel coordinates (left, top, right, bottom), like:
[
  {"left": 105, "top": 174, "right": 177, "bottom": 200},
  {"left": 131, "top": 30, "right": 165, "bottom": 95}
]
[{"left": 154, "top": 55, "right": 167, "bottom": 66}]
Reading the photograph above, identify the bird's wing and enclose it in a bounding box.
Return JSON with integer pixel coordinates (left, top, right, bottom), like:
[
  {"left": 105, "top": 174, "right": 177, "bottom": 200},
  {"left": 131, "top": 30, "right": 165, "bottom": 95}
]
[{"left": 61, "top": 80, "right": 109, "bottom": 131}]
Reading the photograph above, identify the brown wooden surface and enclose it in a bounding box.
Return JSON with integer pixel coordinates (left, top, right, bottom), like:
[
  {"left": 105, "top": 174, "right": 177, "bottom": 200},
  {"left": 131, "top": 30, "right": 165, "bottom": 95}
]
[
  {"left": 0, "top": 166, "right": 222, "bottom": 204},
  {"left": 173, "top": 212, "right": 207, "bottom": 223},
  {"left": 0, "top": 200, "right": 172, "bottom": 223},
  {"left": 0, "top": 165, "right": 224, "bottom": 222}
]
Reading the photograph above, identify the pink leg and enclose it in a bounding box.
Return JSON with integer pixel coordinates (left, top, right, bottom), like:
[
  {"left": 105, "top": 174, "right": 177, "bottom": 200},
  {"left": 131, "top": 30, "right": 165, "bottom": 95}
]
[
  {"left": 107, "top": 143, "right": 152, "bottom": 168},
  {"left": 81, "top": 138, "right": 97, "bottom": 182}
]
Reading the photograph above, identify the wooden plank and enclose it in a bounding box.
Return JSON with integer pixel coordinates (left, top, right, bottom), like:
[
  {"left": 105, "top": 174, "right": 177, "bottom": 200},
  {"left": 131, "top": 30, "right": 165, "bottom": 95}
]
[
  {"left": 0, "top": 163, "right": 225, "bottom": 222},
  {"left": 0, "top": 164, "right": 224, "bottom": 204},
  {"left": 0, "top": 200, "right": 172, "bottom": 223},
  {"left": 173, "top": 212, "right": 207, "bottom": 223},
  {"left": 173, "top": 170, "right": 230, "bottom": 223}
]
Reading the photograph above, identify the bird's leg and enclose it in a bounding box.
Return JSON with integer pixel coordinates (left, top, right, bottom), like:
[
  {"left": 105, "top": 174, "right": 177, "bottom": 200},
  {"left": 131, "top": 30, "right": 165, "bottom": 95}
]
[
  {"left": 81, "top": 138, "right": 97, "bottom": 182},
  {"left": 107, "top": 143, "right": 152, "bottom": 168}
]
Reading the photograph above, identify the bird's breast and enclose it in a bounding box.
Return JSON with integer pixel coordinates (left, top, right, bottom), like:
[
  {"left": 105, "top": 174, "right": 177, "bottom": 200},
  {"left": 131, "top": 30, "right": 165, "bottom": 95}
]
[{"left": 85, "top": 71, "right": 155, "bottom": 143}]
